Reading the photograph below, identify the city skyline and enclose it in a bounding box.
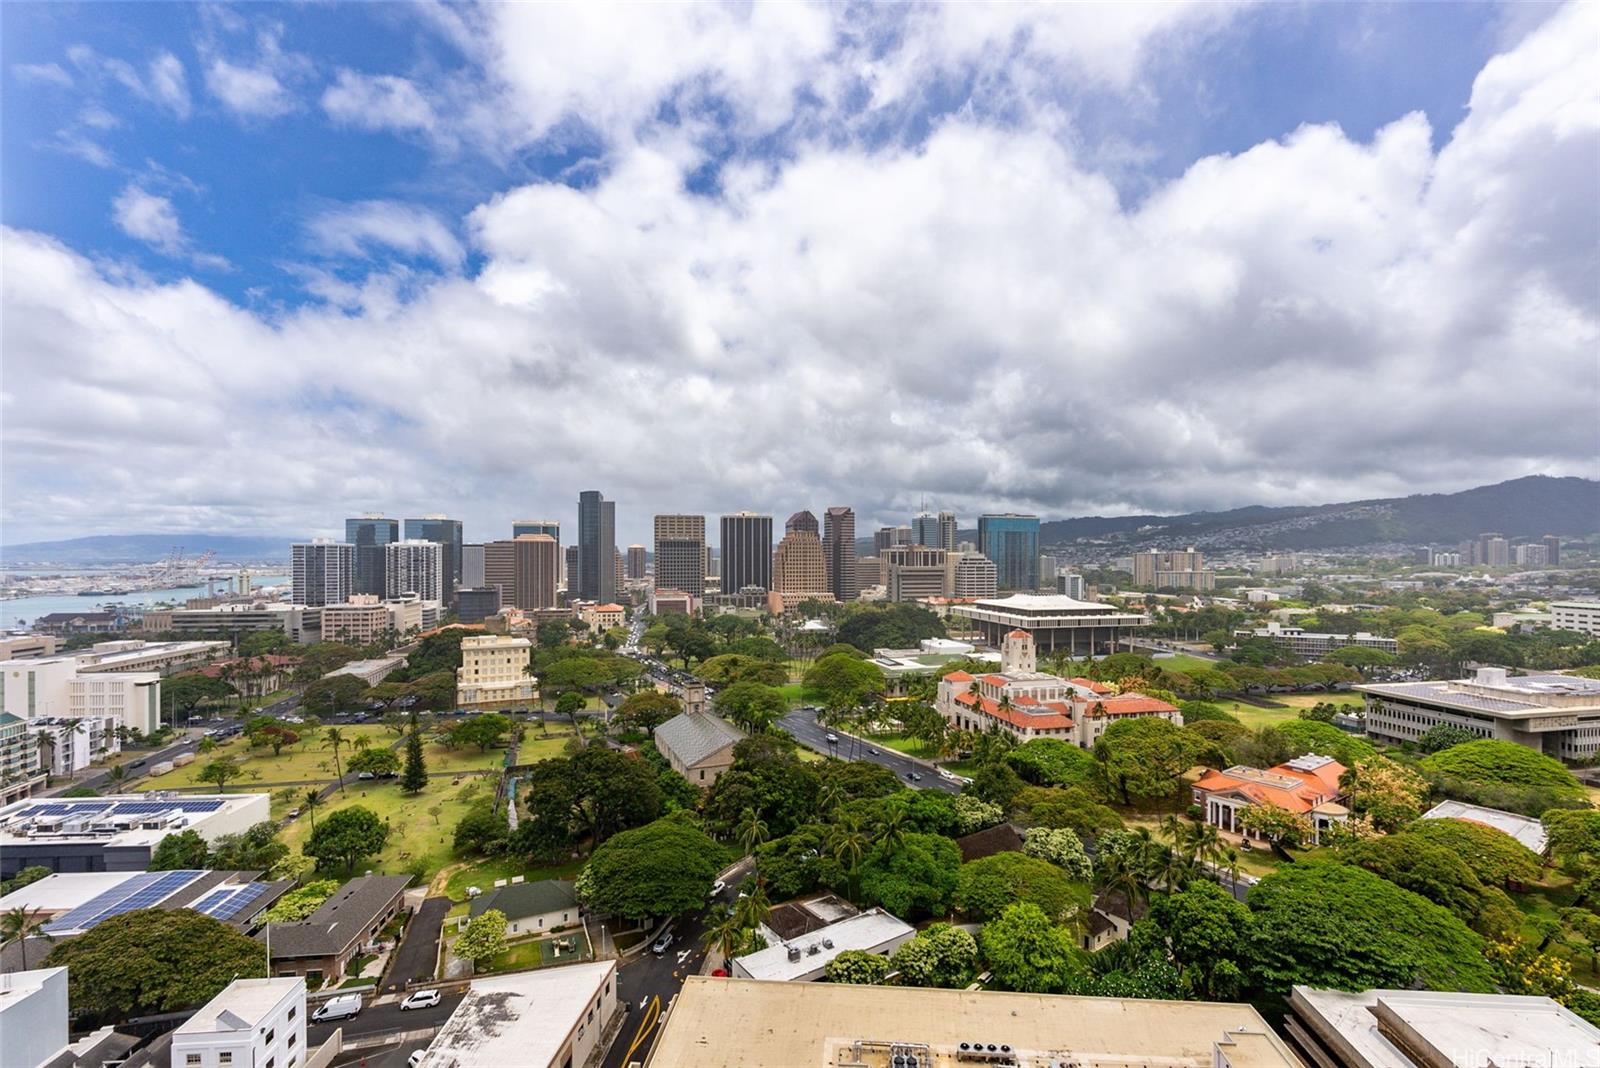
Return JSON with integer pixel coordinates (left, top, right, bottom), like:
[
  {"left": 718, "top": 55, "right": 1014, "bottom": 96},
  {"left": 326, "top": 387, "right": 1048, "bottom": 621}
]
[{"left": 3, "top": 3, "right": 1596, "bottom": 545}]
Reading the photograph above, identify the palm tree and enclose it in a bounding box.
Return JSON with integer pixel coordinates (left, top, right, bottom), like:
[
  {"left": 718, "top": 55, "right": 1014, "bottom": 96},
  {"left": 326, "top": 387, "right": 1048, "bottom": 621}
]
[
  {"left": 36, "top": 729, "right": 57, "bottom": 776},
  {"left": 323, "top": 727, "right": 348, "bottom": 792},
  {"left": 1217, "top": 846, "right": 1243, "bottom": 886},
  {"left": 735, "top": 808, "right": 769, "bottom": 856},
  {"left": 817, "top": 779, "right": 846, "bottom": 815},
  {"left": 876, "top": 806, "right": 908, "bottom": 858},
  {"left": 105, "top": 763, "right": 129, "bottom": 791},
  {"left": 1093, "top": 848, "right": 1145, "bottom": 912},
  {"left": 700, "top": 903, "right": 743, "bottom": 967},
  {"left": 1, "top": 907, "right": 53, "bottom": 970},
  {"left": 302, "top": 788, "right": 323, "bottom": 832},
  {"left": 827, "top": 814, "right": 870, "bottom": 901},
  {"left": 351, "top": 734, "right": 372, "bottom": 753},
  {"left": 732, "top": 879, "right": 771, "bottom": 933}
]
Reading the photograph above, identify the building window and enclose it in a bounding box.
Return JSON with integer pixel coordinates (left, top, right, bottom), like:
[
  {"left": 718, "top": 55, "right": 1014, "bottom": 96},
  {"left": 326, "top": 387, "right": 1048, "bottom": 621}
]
[
  {"left": 288, "top": 1034, "right": 297, "bottom": 1049},
  {"left": 220, "top": 1054, "right": 232, "bottom": 1064},
  {"left": 264, "top": 1031, "right": 275, "bottom": 1045},
  {"left": 186, "top": 1056, "right": 201, "bottom": 1066},
  {"left": 288, "top": 1006, "right": 296, "bottom": 1021}
]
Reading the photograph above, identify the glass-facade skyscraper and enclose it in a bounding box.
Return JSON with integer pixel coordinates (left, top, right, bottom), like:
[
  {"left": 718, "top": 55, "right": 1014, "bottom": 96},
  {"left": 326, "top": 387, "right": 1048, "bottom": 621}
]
[
  {"left": 344, "top": 515, "right": 399, "bottom": 597},
  {"left": 977, "top": 513, "right": 1040, "bottom": 591},
  {"left": 403, "top": 515, "right": 463, "bottom": 606},
  {"left": 578, "top": 490, "right": 616, "bottom": 603}
]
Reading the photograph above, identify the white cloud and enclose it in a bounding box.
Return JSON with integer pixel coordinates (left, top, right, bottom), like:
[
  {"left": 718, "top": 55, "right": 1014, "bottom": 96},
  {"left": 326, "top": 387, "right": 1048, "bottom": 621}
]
[
  {"left": 205, "top": 58, "right": 294, "bottom": 118},
  {"left": 305, "top": 201, "right": 465, "bottom": 268},
  {"left": 321, "top": 70, "right": 438, "bottom": 136},
  {"left": 13, "top": 62, "right": 73, "bottom": 87},
  {"left": 2, "top": 1, "right": 1596, "bottom": 543},
  {"left": 148, "top": 52, "right": 192, "bottom": 118},
  {"left": 111, "top": 184, "right": 230, "bottom": 270}
]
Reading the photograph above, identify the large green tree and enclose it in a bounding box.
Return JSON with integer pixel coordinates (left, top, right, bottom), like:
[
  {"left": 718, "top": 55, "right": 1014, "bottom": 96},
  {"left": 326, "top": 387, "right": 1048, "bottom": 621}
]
[
  {"left": 303, "top": 805, "right": 390, "bottom": 871},
  {"left": 1149, "top": 880, "right": 1251, "bottom": 999},
  {"left": 981, "top": 902, "right": 1079, "bottom": 993},
  {"left": 148, "top": 829, "right": 209, "bottom": 870},
  {"left": 347, "top": 747, "right": 400, "bottom": 776},
  {"left": 1403, "top": 817, "right": 1544, "bottom": 888},
  {"left": 855, "top": 832, "right": 961, "bottom": 918},
  {"left": 1245, "top": 860, "right": 1495, "bottom": 994},
  {"left": 42, "top": 910, "right": 265, "bottom": 1026},
  {"left": 1420, "top": 739, "right": 1586, "bottom": 809},
  {"left": 803, "top": 653, "right": 885, "bottom": 715},
  {"left": 889, "top": 923, "right": 978, "bottom": 988},
  {"left": 1093, "top": 717, "right": 1204, "bottom": 806},
  {"left": 575, "top": 816, "right": 731, "bottom": 922},
  {"left": 401, "top": 727, "right": 428, "bottom": 793},
  {"left": 698, "top": 655, "right": 789, "bottom": 687},
  {"left": 614, "top": 691, "right": 681, "bottom": 735},
  {"left": 954, "top": 851, "right": 1089, "bottom": 923},
  {"left": 455, "top": 908, "right": 509, "bottom": 966},
  {"left": 1342, "top": 832, "right": 1488, "bottom": 922},
  {"left": 300, "top": 674, "right": 368, "bottom": 716},
  {"left": 715, "top": 682, "right": 789, "bottom": 733},
  {"left": 1007, "top": 738, "right": 1097, "bottom": 788},
  {"left": 824, "top": 949, "right": 891, "bottom": 985},
  {"left": 1271, "top": 719, "right": 1377, "bottom": 766}
]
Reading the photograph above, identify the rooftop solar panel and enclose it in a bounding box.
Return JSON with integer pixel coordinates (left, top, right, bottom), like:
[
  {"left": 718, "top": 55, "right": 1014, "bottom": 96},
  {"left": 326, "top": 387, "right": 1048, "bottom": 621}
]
[
  {"left": 44, "top": 871, "right": 165, "bottom": 933},
  {"left": 209, "top": 882, "right": 272, "bottom": 920},
  {"left": 80, "top": 870, "right": 204, "bottom": 927},
  {"left": 191, "top": 888, "right": 235, "bottom": 914}
]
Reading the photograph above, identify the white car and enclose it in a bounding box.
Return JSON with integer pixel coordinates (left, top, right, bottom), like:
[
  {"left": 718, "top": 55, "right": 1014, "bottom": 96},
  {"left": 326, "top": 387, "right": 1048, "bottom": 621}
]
[
  {"left": 825, "top": 733, "right": 839, "bottom": 743},
  {"left": 407, "top": 1051, "right": 426, "bottom": 1068},
  {"left": 400, "top": 989, "right": 441, "bottom": 1011}
]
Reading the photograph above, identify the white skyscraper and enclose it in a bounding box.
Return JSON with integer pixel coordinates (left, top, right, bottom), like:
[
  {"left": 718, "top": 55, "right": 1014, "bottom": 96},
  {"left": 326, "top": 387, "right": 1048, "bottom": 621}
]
[
  {"left": 292, "top": 540, "right": 354, "bottom": 607},
  {"left": 384, "top": 539, "right": 444, "bottom": 602}
]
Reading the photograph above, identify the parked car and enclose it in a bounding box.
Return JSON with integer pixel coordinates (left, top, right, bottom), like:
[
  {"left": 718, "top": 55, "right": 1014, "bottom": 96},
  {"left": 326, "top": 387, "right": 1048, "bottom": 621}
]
[
  {"left": 651, "top": 931, "right": 675, "bottom": 955},
  {"left": 407, "top": 1052, "right": 426, "bottom": 1068},
  {"left": 356, "top": 771, "right": 375, "bottom": 780},
  {"left": 710, "top": 880, "right": 727, "bottom": 898},
  {"left": 311, "top": 994, "right": 363, "bottom": 1022},
  {"left": 825, "top": 733, "right": 839, "bottom": 743},
  {"left": 400, "top": 989, "right": 441, "bottom": 1011}
]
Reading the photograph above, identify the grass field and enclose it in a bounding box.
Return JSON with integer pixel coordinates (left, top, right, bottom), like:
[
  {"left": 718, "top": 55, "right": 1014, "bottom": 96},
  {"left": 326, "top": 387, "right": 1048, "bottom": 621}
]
[
  {"left": 1150, "top": 654, "right": 1224, "bottom": 675},
  {"left": 443, "top": 857, "right": 585, "bottom": 902},
  {"left": 1212, "top": 692, "right": 1365, "bottom": 729},
  {"left": 278, "top": 776, "right": 495, "bottom": 879},
  {"left": 482, "top": 928, "right": 591, "bottom": 974},
  {"left": 1122, "top": 815, "right": 1286, "bottom": 879},
  {"left": 136, "top": 725, "right": 397, "bottom": 788},
  {"left": 867, "top": 730, "right": 940, "bottom": 760}
]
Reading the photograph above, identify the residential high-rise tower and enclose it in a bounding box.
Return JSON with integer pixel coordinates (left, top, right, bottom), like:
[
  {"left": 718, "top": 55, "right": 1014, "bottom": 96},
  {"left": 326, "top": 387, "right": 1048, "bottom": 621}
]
[
  {"left": 384, "top": 539, "right": 444, "bottom": 602},
  {"left": 292, "top": 540, "right": 354, "bottom": 607}
]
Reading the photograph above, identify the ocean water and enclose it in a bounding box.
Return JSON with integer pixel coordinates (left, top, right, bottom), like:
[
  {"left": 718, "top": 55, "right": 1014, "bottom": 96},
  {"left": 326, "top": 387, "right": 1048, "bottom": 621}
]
[{"left": 2, "top": 576, "right": 289, "bottom": 631}]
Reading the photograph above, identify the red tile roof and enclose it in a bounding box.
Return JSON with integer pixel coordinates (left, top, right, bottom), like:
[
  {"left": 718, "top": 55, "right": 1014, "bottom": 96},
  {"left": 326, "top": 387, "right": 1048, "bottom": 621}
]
[
  {"left": 943, "top": 670, "right": 974, "bottom": 682},
  {"left": 1084, "top": 695, "right": 1178, "bottom": 717},
  {"left": 1069, "top": 677, "right": 1114, "bottom": 694},
  {"left": 1193, "top": 759, "right": 1348, "bottom": 814}
]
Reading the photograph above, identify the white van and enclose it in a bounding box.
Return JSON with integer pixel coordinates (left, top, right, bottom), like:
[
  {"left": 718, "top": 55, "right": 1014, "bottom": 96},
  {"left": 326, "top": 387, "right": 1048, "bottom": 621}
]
[{"left": 311, "top": 994, "right": 363, "bottom": 1022}]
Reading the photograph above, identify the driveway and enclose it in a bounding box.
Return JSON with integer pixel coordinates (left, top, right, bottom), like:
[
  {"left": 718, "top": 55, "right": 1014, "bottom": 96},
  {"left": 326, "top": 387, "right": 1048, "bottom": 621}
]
[{"left": 385, "top": 897, "right": 451, "bottom": 991}]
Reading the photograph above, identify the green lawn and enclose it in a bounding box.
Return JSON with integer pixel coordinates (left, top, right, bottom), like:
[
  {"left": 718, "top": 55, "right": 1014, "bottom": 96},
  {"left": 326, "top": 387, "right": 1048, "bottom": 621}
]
[
  {"left": 1212, "top": 692, "right": 1364, "bottom": 729},
  {"left": 1123, "top": 815, "right": 1287, "bottom": 879},
  {"left": 443, "top": 857, "right": 585, "bottom": 902},
  {"left": 777, "top": 682, "right": 813, "bottom": 706},
  {"left": 423, "top": 741, "right": 515, "bottom": 774},
  {"left": 137, "top": 725, "right": 396, "bottom": 788},
  {"left": 481, "top": 929, "right": 591, "bottom": 974},
  {"left": 280, "top": 776, "right": 494, "bottom": 880},
  {"left": 867, "top": 731, "right": 940, "bottom": 760},
  {"left": 1153, "top": 654, "right": 1225, "bottom": 675}
]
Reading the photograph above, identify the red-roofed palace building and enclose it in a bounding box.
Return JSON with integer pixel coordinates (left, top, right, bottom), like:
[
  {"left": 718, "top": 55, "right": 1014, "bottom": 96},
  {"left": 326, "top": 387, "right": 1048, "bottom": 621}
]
[
  {"left": 1191, "top": 754, "right": 1350, "bottom": 844},
  {"left": 936, "top": 630, "right": 1183, "bottom": 745}
]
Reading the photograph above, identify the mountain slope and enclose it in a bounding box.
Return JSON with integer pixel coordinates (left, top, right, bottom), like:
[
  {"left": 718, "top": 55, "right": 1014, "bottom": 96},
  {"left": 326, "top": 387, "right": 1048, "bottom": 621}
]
[{"left": 3, "top": 534, "right": 296, "bottom": 565}]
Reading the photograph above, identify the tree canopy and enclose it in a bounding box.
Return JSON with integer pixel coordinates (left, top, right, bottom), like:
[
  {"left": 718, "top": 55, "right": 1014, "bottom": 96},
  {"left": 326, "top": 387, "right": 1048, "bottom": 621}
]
[
  {"left": 1420, "top": 739, "right": 1586, "bottom": 810},
  {"left": 890, "top": 923, "right": 978, "bottom": 988},
  {"left": 825, "top": 949, "right": 891, "bottom": 985},
  {"left": 575, "top": 815, "right": 731, "bottom": 921},
  {"left": 1245, "top": 860, "right": 1495, "bottom": 994},
  {"left": 982, "top": 902, "right": 1080, "bottom": 993},
  {"left": 148, "top": 829, "right": 209, "bottom": 870},
  {"left": 803, "top": 653, "right": 885, "bottom": 714},
  {"left": 1271, "top": 719, "right": 1377, "bottom": 766},
  {"left": 1093, "top": 717, "right": 1205, "bottom": 805},
  {"left": 715, "top": 681, "right": 789, "bottom": 733},
  {"left": 856, "top": 832, "right": 961, "bottom": 919},
  {"left": 303, "top": 805, "right": 390, "bottom": 871},
  {"left": 614, "top": 690, "right": 681, "bottom": 735},
  {"left": 42, "top": 910, "right": 266, "bottom": 1026},
  {"left": 1403, "top": 817, "right": 1545, "bottom": 887},
  {"left": 954, "top": 851, "right": 1088, "bottom": 923}
]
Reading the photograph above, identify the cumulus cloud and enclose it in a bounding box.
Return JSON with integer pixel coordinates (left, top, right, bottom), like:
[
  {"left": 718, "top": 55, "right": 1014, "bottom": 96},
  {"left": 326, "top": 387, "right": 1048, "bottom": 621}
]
[
  {"left": 111, "top": 184, "right": 229, "bottom": 270},
  {"left": 305, "top": 201, "right": 465, "bottom": 268},
  {"left": 321, "top": 70, "right": 438, "bottom": 136},
  {"left": 200, "top": 21, "right": 312, "bottom": 119},
  {"left": 205, "top": 58, "right": 294, "bottom": 118},
  {"left": 2, "top": 2, "right": 1597, "bottom": 543},
  {"left": 148, "top": 52, "right": 192, "bottom": 118}
]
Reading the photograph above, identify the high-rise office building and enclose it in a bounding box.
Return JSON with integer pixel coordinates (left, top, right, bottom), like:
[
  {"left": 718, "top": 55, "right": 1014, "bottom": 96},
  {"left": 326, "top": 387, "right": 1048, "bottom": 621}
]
[
  {"left": 344, "top": 516, "right": 399, "bottom": 596},
  {"left": 770, "top": 526, "right": 832, "bottom": 613},
  {"left": 626, "top": 545, "right": 647, "bottom": 580},
  {"left": 484, "top": 535, "right": 559, "bottom": 610},
  {"left": 937, "top": 511, "right": 958, "bottom": 552},
  {"left": 384, "top": 539, "right": 444, "bottom": 602},
  {"left": 882, "top": 545, "right": 949, "bottom": 602},
  {"left": 578, "top": 491, "right": 617, "bottom": 603},
  {"left": 512, "top": 520, "right": 560, "bottom": 541},
  {"left": 823, "top": 507, "right": 859, "bottom": 602},
  {"left": 461, "top": 543, "right": 486, "bottom": 588},
  {"left": 456, "top": 587, "right": 502, "bottom": 625},
  {"left": 953, "top": 553, "right": 998, "bottom": 598},
  {"left": 912, "top": 512, "right": 940, "bottom": 548},
  {"left": 786, "top": 510, "right": 819, "bottom": 536},
  {"left": 654, "top": 515, "right": 706, "bottom": 596},
  {"left": 873, "top": 526, "right": 902, "bottom": 554},
  {"left": 1544, "top": 534, "right": 1562, "bottom": 566},
  {"left": 720, "top": 512, "right": 773, "bottom": 592},
  {"left": 977, "top": 513, "right": 1040, "bottom": 591},
  {"left": 564, "top": 545, "right": 579, "bottom": 589},
  {"left": 403, "top": 515, "right": 463, "bottom": 606},
  {"left": 292, "top": 540, "right": 354, "bottom": 607}
]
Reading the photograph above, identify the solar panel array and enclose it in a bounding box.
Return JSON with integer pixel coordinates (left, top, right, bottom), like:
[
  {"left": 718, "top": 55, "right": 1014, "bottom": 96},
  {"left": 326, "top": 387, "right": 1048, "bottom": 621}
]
[
  {"left": 13, "top": 798, "right": 226, "bottom": 821},
  {"left": 44, "top": 870, "right": 206, "bottom": 933},
  {"left": 203, "top": 882, "right": 272, "bottom": 921}
]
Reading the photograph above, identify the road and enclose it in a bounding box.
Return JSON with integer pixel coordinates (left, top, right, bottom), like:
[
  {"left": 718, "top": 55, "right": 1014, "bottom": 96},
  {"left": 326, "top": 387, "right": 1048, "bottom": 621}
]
[
  {"left": 599, "top": 859, "right": 753, "bottom": 1068},
  {"left": 779, "top": 707, "right": 962, "bottom": 794},
  {"left": 308, "top": 992, "right": 465, "bottom": 1051}
]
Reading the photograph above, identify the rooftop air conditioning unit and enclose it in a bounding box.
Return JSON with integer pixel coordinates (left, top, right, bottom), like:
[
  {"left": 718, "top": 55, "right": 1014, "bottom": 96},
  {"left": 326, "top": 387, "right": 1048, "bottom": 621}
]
[
  {"left": 787, "top": 946, "right": 802, "bottom": 962},
  {"left": 822, "top": 938, "right": 834, "bottom": 949}
]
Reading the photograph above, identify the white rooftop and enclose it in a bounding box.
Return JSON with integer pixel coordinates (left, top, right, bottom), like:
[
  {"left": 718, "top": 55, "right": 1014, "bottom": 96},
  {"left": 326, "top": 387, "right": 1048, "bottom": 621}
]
[
  {"left": 1421, "top": 800, "right": 1549, "bottom": 854},
  {"left": 1292, "top": 986, "right": 1600, "bottom": 1068},
  {"left": 0, "top": 872, "right": 142, "bottom": 914},
  {"left": 974, "top": 593, "right": 1110, "bottom": 611},
  {"left": 734, "top": 908, "right": 914, "bottom": 982},
  {"left": 416, "top": 961, "right": 615, "bottom": 1068},
  {"left": 177, "top": 978, "right": 304, "bottom": 1035}
]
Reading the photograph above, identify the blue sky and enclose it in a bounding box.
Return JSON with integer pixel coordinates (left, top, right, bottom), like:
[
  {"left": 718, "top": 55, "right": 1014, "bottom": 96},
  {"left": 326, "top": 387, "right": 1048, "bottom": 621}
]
[{"left": 1, "top": 2, "right": 1594, "bottom": 544}]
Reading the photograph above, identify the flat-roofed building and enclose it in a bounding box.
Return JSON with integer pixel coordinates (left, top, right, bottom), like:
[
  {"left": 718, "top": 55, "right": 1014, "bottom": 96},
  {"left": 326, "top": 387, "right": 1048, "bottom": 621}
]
[
  {"left": 456, "top": 587, "right": 501, "bottom": 626},
  {"left": 654, "top": 514, "right": 707, "bottom": 597},
  {"left": 324, "top": 656, "right": 406, "bottom": 686},
  {"left": 953, "top": 593, "right": 1148, "bottom": 657},
  {"left": 650, "top": 588, "right": 696, "bottom": 615},
  {"left": 1357, "top": 666, "right": 1600, "bottom": 760},
  {"left": 625, "top": 544, "right": 647, "bottom": 580},
  {"left": 823, "top": 507, "right": 859, "bottom": 602},
  {"left": 647, "top": 976, "right": 1303, "bottom": 1068},
  {"left": 730, "top": 907, "right": 914, "bottom": 982},
  {"left": 1420, "top": 799, "right": 1549, "bottom": 853},
  {"left": 1285, "top": 986, "right": 1598, "bottom": 1068},
  {"left": 0, "top": 635, "right": 60, "bottom": 660},
  {"left": 0, "top": 967, "right": 71, "bottom": 1068},
  {"left": 172, "top": 978, "right": 307, "bottom": 1068},
  {"left": 0, "top": 869, "right": 289, "bottom": 936},
  {"left": 292, "top": 540, "right": 354, "bottom": 607},
  {"left": 456, "top": 634, "right": 534, "bottom": 708},
  {"left": 720, "top": 512, "right": 772, "bottom": 593},
  {"left": 771, "top": 528, "right": 832, "bottom": 614},
  {"left": 0, "top": 793, "right": 271, "bottom": 876},
  {"left": 952, "top": 552, "right": 998, "bottom": 599},
  {"left": 319, "top": 597, "right": 390, "bottom": 644},
  {"left": 384, "top": 539, "right": 444, "bottom": 603},
  {"left": 484, "top": 535, "right": 559, "bottom": 611},
  {"left": 0, "top": 712, "right": 46, "bottom": 803},
  {"left": 1550, "top": 599, "right": 1600, "bottom": 636},
  {"left": 1236, "top": 622, "right": 1398, "bottom": 658},
  {"left": 167, "top": 603, "right": 322, "bottom": 643},
  {"left": 977, "top": 513, "right": 1040, "bottom": 590},
  {"left": 413, "top": 960, "right": 618, "bottom": 1068},
  {"left": 1132, "top": 547, "right": 1215, "bottom": 590}
]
